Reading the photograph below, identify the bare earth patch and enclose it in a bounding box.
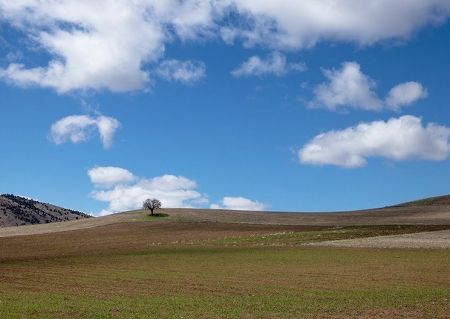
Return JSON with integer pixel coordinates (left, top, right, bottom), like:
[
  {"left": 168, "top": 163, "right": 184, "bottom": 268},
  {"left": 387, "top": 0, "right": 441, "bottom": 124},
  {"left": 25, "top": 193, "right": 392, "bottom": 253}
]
[
  {"left": 0, "top": 211, "right": 144, "bottom": 238},
  {"left": 309, "top": 229, "right": 450, "bottom": 249}
]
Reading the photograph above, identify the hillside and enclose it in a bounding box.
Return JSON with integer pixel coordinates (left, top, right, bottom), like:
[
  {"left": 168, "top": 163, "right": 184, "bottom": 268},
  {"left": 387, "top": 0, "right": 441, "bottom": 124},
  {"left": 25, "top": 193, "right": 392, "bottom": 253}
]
[
  {"left": 0, "top": 194, "right": 91, "bottom": 227},
  {"left": 390, "top": 194, "right": 450, "bottom": 207},
  {"left": 0, "top": 194, "right": 448, "bottom": 318},
  {"left": 0, "top": 193, "right": 448, "bottom": 238}
]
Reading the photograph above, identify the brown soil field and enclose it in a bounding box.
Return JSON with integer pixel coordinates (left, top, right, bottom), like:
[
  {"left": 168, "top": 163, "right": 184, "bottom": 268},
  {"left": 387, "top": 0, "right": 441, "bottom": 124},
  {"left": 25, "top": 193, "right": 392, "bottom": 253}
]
[
  {"left": 1, "top": 203, "right": 449, "bottom": 239},
  {"left": 309, "top": 229, "right": 450, "bottom": 249},
  {"left": 0, "top": 218, "right": 329, "bottom": 261},
  {"left": 0, "top": 212, "right": 448, "bottom": 263},
  {"left": 166, "top": 205, "right": 450, "bottom": 225},
  {"left": 0, "top": 210, "right": 140, "bottom": 238}
]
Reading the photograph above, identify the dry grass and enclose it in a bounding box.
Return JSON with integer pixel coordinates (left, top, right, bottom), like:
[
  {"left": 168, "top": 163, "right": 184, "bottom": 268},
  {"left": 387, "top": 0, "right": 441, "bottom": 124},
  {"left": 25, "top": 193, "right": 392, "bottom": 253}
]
[{"left": 0, "top": 211, "right": 144, "bottom": 238}]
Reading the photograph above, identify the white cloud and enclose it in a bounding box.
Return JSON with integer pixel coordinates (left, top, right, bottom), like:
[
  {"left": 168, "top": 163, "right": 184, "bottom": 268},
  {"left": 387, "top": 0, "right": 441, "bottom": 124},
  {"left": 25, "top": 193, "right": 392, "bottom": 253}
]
[
  {"left": 231, "top": 52, "right": 306, "bottom": 77},
  {"left": 50, "top": 115, "right": 120, "bottom": 149},
  {"left": 156, "top": 59, "right": 206, "bottom": 83},
  {"left": 211, "top": 196, "right": 266, "bottom": 211},
  {"left": 311, "top": 62, "right": 381, "bottom": 110},
  {"left": 88, "top": 167, "right": 136, "bottom": 188},
  {"left": 0, "top": 1, "right": 166, "bottom": 92},
  {"left": 225, "top": 0, "right": 450, "bottom": 49},
  {"left": 0, "top": 0, "right": 215, "bottom": 93},
  {"left": 386, "top": 82, "right": 428, "bottom": 110},
  {"left": 299, "top": 115, "right": 450, "bottom": 168},
  {"left": 88, "top": 166, "right": 269, "bottom": 215},
  {"left": 1, "top": 1, "right": 450, "bottom": 92},
  {"left": 311, "top": 62, "right": 427, "bottom": 111},
  {"left": 88, "top": 167, "right": 207, "bottom": 215}
]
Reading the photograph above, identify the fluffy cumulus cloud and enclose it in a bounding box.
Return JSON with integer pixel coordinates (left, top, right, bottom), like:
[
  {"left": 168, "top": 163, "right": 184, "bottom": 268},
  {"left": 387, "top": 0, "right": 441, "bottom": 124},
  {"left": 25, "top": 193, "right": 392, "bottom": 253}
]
[
  {"left": 210, "top": 196, "right": 266, "bottom": 211},
  {"left": 385, "top": 82, "right": 428, "bottom": 110},
  {"left": 50, "top": 115, "right": 120, "bottom": 149},
  {"left": 224, "top": 0, "right": 450, "bottom": 49},
  {"left": 88, "top": 167, "right": 207, "bottom": 215},
  {"left": 1, "top": 1, "right": 450, "bottom": 92},
  {"left": 87, "top": 166, "right": 268, "bottom": 215},
  {"left": 299, "top": 115, "right": 450, "bottom": 168},
  {"left": 310, "top": 62, "right": 427, "bottom": 111},
  {"left": 156, "top": 59, "right": 206, "bottom": 83},
  {"left": 231, "top": 52, "right": 306, "bottom": 77},
  {"left": 0, "top": 1, "right": 164, "bottom": 92},
  {"left": 88, "top": 167, "right": 136, "bottom": 188},
  {"left": 0, "top": 0, "right": 215, "bottom": 92}
]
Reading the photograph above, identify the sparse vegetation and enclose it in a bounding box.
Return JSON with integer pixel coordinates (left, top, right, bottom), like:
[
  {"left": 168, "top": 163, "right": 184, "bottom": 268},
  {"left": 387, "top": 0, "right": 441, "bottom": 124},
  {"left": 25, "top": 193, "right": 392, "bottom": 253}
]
[
  {"left": 390, "top": 194, "right": 450, "bottom": 207},
  {"left": 0, "top": 244, "right": 448, "bottom": 319},
  {"left": 0, "top": 194, "right": 91, "bottom": 227}
]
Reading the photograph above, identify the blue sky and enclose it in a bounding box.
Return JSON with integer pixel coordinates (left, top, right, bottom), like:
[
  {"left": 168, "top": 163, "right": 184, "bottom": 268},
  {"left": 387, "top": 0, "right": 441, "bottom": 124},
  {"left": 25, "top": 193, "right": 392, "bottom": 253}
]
[{"left": 1, "top": 1, "right": 450, "bottom": 215}]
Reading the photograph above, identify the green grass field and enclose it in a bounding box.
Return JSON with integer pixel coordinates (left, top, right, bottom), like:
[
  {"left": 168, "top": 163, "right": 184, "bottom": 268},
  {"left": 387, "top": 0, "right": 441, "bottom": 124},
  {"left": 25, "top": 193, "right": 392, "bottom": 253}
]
[{"left": 0, "top": 211, "right": 449, "bottom": 318}]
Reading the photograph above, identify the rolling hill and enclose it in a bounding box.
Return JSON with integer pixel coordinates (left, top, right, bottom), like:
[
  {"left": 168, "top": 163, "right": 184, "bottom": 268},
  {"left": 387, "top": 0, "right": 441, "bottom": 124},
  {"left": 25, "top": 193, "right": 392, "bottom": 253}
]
[
  {"left": 0, "top": 194, "right": 91, "bottom": 227},
  {"left": 0, "top": 193, "right": 448, "bottom": 238},
  {"left": 390, "top": 194, "right": 450, "bottom": 207},
  {"left": 0, "top": 194, "right": 448, "bottom": 318}
]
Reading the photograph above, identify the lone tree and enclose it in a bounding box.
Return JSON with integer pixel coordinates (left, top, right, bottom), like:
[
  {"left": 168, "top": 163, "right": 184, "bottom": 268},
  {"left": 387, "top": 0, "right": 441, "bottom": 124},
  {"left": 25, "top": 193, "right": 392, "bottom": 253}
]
[{"left": 143, "top": 198, "right": 162, "bottom": 215}]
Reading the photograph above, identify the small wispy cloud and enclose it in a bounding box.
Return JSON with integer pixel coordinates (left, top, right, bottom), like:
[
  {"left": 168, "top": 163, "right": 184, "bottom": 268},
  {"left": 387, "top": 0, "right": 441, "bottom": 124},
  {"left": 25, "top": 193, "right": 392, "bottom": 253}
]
[
  {"left": 210, "top": 196, "right": 266, "bottom": 211},
  {"left": 156, "top": 59, "right": 206, "bottom": 84},
  {"left": 231, "top": 52, "right": 306, "bottom": 77}
]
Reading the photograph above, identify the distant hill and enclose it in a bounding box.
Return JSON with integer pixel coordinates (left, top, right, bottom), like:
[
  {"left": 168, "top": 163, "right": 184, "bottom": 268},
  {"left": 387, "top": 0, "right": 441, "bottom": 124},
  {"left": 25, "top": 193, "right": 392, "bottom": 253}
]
[
  {"left": 0, "top": 194, "right": 91, "bottom": 227},
  {"left": 390, "top": 195, "right": 450, "bottom": 208}
]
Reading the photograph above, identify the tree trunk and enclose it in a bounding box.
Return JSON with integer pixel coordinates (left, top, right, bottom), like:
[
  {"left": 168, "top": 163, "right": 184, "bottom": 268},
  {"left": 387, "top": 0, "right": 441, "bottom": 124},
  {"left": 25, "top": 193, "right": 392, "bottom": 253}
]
[{"left": 150, "top": 208, "right": 154, "bottom": 215}]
